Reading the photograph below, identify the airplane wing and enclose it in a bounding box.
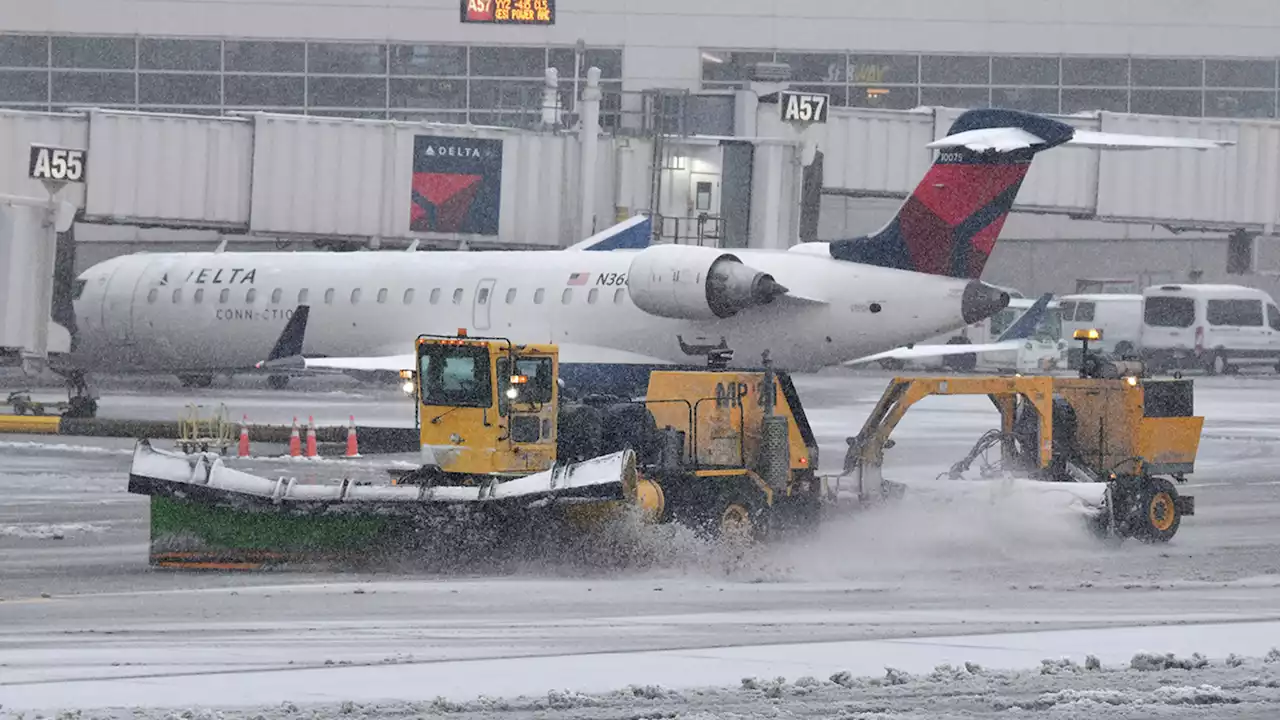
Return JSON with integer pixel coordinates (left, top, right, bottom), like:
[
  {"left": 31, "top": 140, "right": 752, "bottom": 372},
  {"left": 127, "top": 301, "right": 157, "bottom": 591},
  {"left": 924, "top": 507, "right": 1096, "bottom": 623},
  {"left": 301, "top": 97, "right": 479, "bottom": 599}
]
[
  {"left": 281, "top": 354, "right": 415, "bottom": 372},
  {"left": 843, "top": 292, "right": 1054, "bottom": 367},
  {"left": 845, "top": 340, "right": 1026, "bottom": 366},
  {"left": 927, "top": 127, "right": 1234, "bottom": 153}
]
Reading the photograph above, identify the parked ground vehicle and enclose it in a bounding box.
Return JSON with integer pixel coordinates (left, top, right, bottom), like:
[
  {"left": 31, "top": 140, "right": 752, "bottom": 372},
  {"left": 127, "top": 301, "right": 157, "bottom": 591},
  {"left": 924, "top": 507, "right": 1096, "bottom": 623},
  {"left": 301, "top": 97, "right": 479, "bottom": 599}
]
[
  {"left": 1140, "top": 284, "right": 1280, "bottom": 374},
  {"left": 1060, "top": 294, "right": 1142, "bottom": 367}
]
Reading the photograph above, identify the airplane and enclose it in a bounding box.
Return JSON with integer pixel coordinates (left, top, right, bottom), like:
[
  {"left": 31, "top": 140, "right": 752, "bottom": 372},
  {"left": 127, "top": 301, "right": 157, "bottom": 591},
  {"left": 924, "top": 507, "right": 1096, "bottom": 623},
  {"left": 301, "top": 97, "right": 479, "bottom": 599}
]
[
  {"left": 845, "top": 292, "right": 1054, "bottom": 367},
  {"left": 60, "top": 108, "right": 1231, "bottom": 417}
]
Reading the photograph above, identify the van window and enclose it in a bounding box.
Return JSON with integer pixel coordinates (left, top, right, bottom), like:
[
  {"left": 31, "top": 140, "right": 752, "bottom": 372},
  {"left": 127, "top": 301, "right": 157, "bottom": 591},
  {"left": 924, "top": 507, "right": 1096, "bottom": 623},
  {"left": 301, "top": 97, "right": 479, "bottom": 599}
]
[
  {"left": 1059, "top": 301, "right": 1076, "bottom": 320},
  {"left": 1145, "top": 297, "right": 1195, "bottom": 328},
  {"left": 1207, "top": 299, "right": 1263, "bottom": 327},
  {"left": 1269, "top": 304, "right": 1280, "bottom": 331},
  {"left": 1075, "top": 302, "right": 1095, "bottom": 322}
]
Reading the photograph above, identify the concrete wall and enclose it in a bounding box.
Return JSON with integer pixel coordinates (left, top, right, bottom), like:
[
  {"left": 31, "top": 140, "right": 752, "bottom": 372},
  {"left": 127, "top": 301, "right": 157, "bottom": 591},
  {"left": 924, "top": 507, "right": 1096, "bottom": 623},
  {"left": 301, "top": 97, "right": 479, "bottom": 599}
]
[{"left": 10, "top": 0, "right": 1280, "bottom": 92}]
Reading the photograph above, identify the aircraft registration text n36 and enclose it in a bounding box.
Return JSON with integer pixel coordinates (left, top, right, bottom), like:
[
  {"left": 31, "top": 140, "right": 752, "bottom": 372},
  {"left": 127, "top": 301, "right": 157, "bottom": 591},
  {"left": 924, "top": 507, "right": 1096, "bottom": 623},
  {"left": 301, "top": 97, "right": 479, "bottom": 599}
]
[
  {"left": 779, "top": 91, "right": 830, "bottom": 124},
  {"left": 28, "top": 144, "right": 88, "bottom": 183}
]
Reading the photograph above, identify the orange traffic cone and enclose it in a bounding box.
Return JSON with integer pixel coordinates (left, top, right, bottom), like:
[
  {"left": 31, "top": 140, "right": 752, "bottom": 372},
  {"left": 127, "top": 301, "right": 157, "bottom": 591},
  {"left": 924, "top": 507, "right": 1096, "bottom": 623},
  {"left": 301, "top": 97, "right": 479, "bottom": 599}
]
[
  {"left": 305, "top": 415, "right": 318, "bottom": 458},
  {"left": 238, "top": 415, "right": 251, "bottom": 457},
  {"left": 345, "top": 415, "right": 359, "bottom": 457},
  {"left": 289, "top": 416, "right": 301, "bottom": 457}
]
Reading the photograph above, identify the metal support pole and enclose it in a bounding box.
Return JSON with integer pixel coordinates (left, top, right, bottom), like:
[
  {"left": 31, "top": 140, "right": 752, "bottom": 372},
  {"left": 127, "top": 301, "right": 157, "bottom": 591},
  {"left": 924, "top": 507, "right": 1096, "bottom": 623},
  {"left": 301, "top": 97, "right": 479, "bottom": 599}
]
[{"left": 579, "top": 67, "right": 602, "bottom": 239}]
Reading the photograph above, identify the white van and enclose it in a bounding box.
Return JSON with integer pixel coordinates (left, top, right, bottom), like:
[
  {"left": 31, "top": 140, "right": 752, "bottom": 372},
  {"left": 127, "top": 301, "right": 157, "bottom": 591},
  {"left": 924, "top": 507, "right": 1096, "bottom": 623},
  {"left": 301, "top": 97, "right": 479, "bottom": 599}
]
[
  {"left": 1139, "top": 284, "right": 1280, "bottom": 374},
  {"left": 1059, "top": 294, "right": 1143, "bottom": 367}
]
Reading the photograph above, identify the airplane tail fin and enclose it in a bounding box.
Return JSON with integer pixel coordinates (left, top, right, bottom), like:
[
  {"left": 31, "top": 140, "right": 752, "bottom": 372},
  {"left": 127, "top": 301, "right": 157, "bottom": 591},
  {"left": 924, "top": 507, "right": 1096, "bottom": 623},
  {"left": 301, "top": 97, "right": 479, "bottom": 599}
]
[
  {"left": 828, "top": 109, "right": 1076, "bottom": 280},
  {"left": 257, "top": 305, "right": 310, "bottom": 369}
]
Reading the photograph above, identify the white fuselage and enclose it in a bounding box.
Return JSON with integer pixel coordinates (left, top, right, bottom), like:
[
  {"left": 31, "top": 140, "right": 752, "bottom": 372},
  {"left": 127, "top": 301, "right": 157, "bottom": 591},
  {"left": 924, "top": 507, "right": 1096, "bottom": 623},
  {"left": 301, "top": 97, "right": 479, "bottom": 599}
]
[{"left": 70, "top": 248, "right": 976, "bottom": 374}]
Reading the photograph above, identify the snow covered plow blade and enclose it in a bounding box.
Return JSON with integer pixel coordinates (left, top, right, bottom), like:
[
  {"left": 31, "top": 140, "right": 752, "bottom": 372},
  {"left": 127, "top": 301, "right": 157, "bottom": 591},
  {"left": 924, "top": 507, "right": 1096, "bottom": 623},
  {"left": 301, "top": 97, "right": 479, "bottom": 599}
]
[
  {"left": 126, "top": 439, "right": 638, "bottom": 569},
  {"left": 844, "top": 369, "right": 1199, "bottom": 544}
]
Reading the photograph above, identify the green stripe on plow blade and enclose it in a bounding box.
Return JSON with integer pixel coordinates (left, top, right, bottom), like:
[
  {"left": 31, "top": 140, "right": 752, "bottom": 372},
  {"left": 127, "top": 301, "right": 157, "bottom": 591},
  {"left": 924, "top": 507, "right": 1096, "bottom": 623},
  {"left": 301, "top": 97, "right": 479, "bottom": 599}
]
[{"left": 148, "top": 495, "right": 406, "bottom": 567}]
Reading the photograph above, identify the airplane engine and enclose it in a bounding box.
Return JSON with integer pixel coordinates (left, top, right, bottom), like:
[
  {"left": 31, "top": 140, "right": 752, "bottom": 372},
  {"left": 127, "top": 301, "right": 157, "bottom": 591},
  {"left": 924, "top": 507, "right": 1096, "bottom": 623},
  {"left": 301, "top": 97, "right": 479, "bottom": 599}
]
[{"left": 626, "top": 245, "right": 790, "bottom": 321}]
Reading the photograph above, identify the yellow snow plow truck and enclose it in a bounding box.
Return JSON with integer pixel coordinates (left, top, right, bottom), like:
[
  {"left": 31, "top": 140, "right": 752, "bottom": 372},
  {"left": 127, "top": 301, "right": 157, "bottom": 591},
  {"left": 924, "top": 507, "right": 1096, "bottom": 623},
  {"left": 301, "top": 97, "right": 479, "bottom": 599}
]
[{"left": 125, "top": 328, "right": 1200, "bottom": 569}]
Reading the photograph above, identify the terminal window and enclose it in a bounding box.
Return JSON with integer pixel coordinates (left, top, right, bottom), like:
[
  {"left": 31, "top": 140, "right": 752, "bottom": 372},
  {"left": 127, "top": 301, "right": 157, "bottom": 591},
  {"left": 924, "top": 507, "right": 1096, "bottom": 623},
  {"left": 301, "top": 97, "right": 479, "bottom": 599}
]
[
  {"left": 0, "top": 34, "right": 623, "bottom": 129},
  {"left": 699, "top": 49, "right": 1280, "bottom": 119}
]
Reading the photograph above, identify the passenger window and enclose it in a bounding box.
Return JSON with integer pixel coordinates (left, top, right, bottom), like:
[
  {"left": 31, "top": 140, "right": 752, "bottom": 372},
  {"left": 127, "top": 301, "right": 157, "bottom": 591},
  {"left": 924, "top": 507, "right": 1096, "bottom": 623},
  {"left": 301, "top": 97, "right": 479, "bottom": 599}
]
[
  {"left": 1075, "top": 302, "right": 1094, "bottom": 322},
  {"left": 246, "top": 288, "right": 257, "bottom": 304},
  {"left": 219, "top": 288, "right": 230, "bottom": 304},
  {"left": 271, "top": 288, "right": 282, "bottom": 304},
  {"left": 377, "top": 288, "right": 387, "bottom": 304},
  {"left": 452, "top": 288, "right": 463, "bottom": 304},
  {"left": 505, "top": 288, "right": 517, "bottom": 304},
  {"left": 477, "top": 287, "right": 490, "bottom": 304},
  {"left": 534, "top": 288, "right": 545, "bottom": 304},
  {"left": 588, "top": 288, "right": 599, "bottom": 304},
  {"left": 172, "top": 288, "right": 182, "bottom": 303},
  {"left": 194, "top": 289, "right": 204, "bottom": 304},
  {"left": 404, "top": 288, "right": 415, "bottom": 304},
  {"left": 614, "top": 288, "right": 625, "bottom": 304},
  {"left": 1207, "top": 299, "right": 1263, "bottom": 326},
  {"left": 1145, "top": 297, "right": 1195, "bottom": 328},
  {"left": 562, "top": 288, "right": 573, "bottom": 304},
  {"left": 1269, "top": 304, "right": 1280, "bottom": 331},
  {"left": 298, "top": 289, "right": 309, "bottom": 304},
  {"left": 430, "top": 288, "right": 440, "bottom": 304},
  {"left": 324, "top": 289, "right": 335, "bottom": 304},
  {"left": 147, "top": 288, "right": 158, "bottom": 304},
  {"left": 351, "top": 288, "right": 361, "bottom": 304}
]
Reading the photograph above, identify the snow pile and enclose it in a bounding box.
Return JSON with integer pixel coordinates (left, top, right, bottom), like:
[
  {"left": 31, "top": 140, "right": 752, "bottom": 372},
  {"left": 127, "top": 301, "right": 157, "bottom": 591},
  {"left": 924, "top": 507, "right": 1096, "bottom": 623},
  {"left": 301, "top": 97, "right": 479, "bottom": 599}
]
[
  {"left": 0, "top": 522, "right": 107, "bottom": 540},
  {"left": 0, "top": 439, "right": 132, "bottom": 456},
  {"left": 9, "top": 654, "right": 1280, "bottom": 720},
  {"left": 1130, "top": 651, "right": 1211, "bottom": 671}
]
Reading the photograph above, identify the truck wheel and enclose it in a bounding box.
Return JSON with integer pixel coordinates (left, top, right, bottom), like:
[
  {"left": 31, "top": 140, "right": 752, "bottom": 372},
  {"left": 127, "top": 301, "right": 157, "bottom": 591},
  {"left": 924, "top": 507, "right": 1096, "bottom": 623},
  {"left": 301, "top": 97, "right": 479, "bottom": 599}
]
[{"left": 1132, "top": 477, "right": 1181, "bottom": 543}]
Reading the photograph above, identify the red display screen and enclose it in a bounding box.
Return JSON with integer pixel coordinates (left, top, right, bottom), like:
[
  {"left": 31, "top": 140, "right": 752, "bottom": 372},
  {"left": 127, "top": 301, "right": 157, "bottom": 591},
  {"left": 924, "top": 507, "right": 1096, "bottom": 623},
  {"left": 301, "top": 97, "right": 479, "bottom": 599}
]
[{"left": 461, "top": 0, "right": 554, "bottom": 24}]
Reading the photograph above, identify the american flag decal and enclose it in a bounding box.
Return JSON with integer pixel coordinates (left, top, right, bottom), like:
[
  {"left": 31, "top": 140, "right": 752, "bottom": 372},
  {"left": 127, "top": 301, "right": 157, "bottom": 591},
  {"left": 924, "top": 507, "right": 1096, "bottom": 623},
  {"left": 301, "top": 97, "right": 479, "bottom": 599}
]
[{"left": 567, "top": 272, "right": 589, "bottom": 285}]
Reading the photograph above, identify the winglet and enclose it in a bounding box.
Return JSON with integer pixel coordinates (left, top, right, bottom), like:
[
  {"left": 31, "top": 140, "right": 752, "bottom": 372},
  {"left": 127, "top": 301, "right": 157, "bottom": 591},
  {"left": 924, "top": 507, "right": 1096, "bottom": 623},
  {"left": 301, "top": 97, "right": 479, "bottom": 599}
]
[
  {"left": 255, "top": 305, "right": 309, "bottom": 369},
  {"left": 994, "top": 293, "right": 1053, "bottom": 342}
]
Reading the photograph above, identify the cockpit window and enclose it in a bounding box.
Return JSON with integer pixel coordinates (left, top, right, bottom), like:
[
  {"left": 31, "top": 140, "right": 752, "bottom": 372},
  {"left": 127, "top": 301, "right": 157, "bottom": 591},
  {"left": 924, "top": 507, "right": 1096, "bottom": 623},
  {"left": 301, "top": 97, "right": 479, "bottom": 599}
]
[
  {"left": 73, "top": 279, "right": 86, "bottom": 300},
  {"left": 418, "top": 345, "right": 492, "bottom": 408}
]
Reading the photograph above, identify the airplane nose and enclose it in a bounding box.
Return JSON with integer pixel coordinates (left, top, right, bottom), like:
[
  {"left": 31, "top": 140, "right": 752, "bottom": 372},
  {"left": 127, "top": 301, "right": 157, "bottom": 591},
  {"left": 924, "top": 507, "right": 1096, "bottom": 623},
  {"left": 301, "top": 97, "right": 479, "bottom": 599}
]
[{"left": 961, "top": 281, "right": 1010, "bottom": 324}]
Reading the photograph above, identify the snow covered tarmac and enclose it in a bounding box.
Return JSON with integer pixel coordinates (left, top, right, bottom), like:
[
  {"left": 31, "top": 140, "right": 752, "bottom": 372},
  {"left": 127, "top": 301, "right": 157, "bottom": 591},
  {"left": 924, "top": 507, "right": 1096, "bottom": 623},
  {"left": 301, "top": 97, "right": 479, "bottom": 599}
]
[{"left": 4, "top": 370, "right": 1280, "bottom": 717}]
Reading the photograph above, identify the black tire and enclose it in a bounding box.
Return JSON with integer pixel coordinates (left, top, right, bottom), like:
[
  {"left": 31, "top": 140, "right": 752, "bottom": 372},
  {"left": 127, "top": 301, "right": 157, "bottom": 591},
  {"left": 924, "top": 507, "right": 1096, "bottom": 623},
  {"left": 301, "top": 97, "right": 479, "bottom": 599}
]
[
  {"left": 557, "top": 404, "right": 604, "bottom": 463},
  {"left": 1114, "top": 341, "right": 1135, "bottom": 359},
  {"left": 700, "top": 482, "right": 767, "bottom": 543},
  {"left": 943, "top": 337, "right": 977, "bottom": 372},
  {"left": 599, "top": 403, "right": 659, "bottom": 462},
  {"left": 1130, "top": 476, "right": 1182, "bottom": 543},
  {"left": 1206, "top": 352, "right": 1228, "bottom": 376}
]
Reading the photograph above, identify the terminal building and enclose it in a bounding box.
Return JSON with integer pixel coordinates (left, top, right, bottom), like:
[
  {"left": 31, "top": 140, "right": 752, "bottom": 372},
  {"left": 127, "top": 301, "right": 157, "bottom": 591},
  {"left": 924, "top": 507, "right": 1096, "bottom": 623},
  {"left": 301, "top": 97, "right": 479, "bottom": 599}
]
[{"left": 5, "top": 0, "right": 1280, "bottom": 297}]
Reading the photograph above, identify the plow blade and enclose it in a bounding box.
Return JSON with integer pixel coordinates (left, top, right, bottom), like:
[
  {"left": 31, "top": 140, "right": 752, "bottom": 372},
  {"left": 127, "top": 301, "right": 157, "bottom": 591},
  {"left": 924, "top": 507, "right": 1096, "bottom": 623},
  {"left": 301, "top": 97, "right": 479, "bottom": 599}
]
[
  {"left": 126, "top": 439, "right": 638, "bottom": 569},
  {"left": 895, "top": 474, "right": 1110, "bottom": 519}
]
